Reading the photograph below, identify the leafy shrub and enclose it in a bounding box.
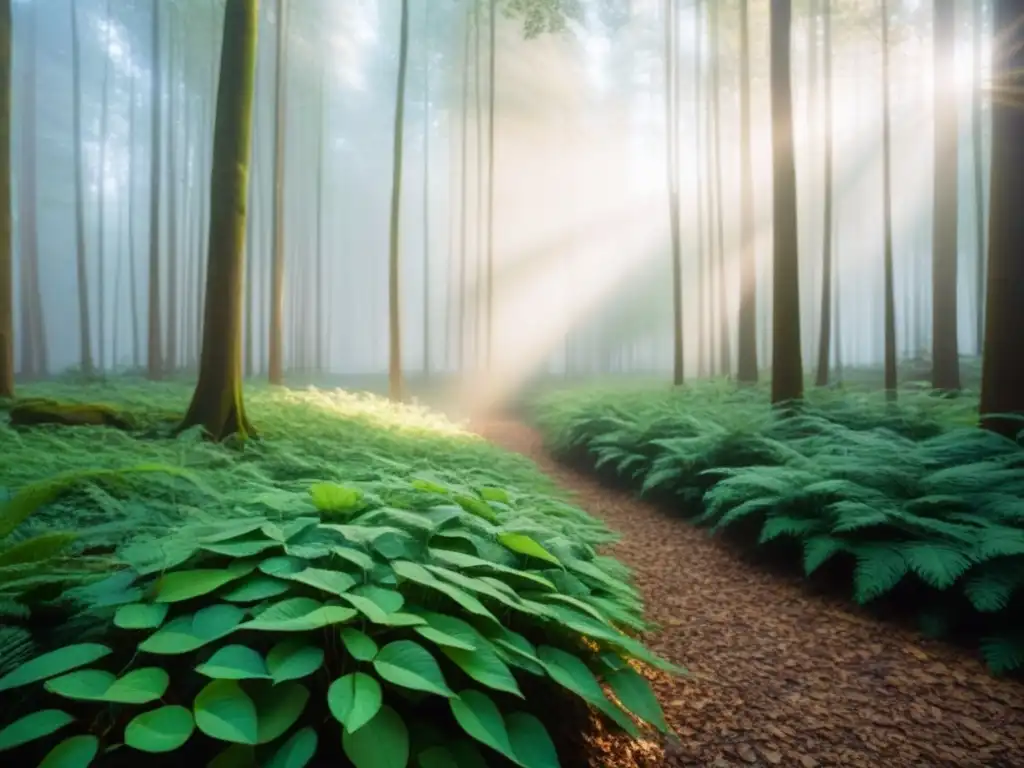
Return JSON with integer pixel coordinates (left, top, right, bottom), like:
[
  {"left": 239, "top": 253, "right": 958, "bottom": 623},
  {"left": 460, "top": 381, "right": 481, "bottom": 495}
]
[
  {"left": 531, "top": 384, "right": 1024, "bottom": 675},
  {"left": 0, "top": 478, "right": 680, "bottom": 767}
]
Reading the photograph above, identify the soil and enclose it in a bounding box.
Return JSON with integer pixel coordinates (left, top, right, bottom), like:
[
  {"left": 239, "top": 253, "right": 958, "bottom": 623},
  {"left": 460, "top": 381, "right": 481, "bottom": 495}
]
[{"left": 476, "top": 420, "right": 1024, "bottom": 768}]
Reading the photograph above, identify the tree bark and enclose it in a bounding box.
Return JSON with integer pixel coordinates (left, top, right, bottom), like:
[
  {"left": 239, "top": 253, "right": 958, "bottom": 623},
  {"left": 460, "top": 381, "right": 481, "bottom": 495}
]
[
  {"left": 710, "top": 0, "right": 730, "bottom": 376},
  {"left": 388, "top": 0, "right": 411, "bottom": 402},
  {"left": 96, "top": 0, "right": 111, "bottom": 371},
  {"left": 146, "top": 0, "right": 163, "bottom": 379},
  {"left": 0, "top": 0, "right": 11, "bottom": 397},
  {"left": 664, "top": 0, "right": 684, "bottom": 385},
  {"left": 770, "top": 0, "right": 803, "bottom": 406},
  {"left": 971, "top": 0, "right": 986, "bottom": 352},
  {"left": 736, "top": 0, "right": 757, "bottom": 384},
  {"left": 177, "top": 0, "right": 258, "bottom": 442},
  {"left": 71, "top": 2, "right": 94, "bottom": 375},
  {"left": 814, "top": 0, "right": 834, "bottom": 386},
  {"left": 423, "top": 1, "right": 432, "bottom": 378},
  {"left": 268, "top": 0, "right": 288, "bottom": 385},
  {"left": 881, "top": 0, "right": 897, "bottom": 398},
  {"left": 457, "top": 7, "right": 470, "bottom": 373},
  {"left": 979, "top": 0, "right": 1024, "bottom": 437}
]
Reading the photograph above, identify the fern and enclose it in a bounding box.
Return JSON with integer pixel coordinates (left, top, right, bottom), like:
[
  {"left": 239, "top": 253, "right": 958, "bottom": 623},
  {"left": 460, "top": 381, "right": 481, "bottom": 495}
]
[
  {"left": 802, "top": 536, "right": 847, "bottom": 576},
  {"left": 980, "top": 633, "right": 1024, "bottom": 676},
  {"left": 901, "top": 543, "right": 975, "bottom": 590},
  {"left": 758, "top": 515, "right": 824, "bottom": 545}
]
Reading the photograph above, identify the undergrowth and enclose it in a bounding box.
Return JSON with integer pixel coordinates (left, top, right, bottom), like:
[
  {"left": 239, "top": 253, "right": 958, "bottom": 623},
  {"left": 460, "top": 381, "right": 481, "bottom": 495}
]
[{"left": 530, "top": 382, "right": 1024, "bottom": 675}]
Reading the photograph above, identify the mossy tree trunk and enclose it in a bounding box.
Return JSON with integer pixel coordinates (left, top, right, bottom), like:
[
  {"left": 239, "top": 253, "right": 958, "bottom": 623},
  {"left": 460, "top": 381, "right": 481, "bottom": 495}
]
[
  {"left": 881, "top": 0, "right": 897, "bottom": 400},
  {"left": 388, "top": 0, "right": 411, "bottom": 402},
  {"left": 177, "top": 0, "right": 258, "bottom": 442},
  {"left": 979, "top": 0, "right": 1024, "bottom": 438},
  {"left": 736, "top": 0, "right": 757, "bottom": 384},
  {"left": 769, "top": 0, "right": 803, "bottom": 406},
  {"left": 268, "top": 0, "right": 288, "bottom": 386},
  {"left": 0, "top": 0, "right": 12, "bottom": 398}
]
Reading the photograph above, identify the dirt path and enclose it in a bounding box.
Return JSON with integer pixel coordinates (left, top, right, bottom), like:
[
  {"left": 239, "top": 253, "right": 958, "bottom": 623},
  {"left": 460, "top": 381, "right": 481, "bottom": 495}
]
[{"left": 476, "top": 420, "right": 1024, "bottom": 768}]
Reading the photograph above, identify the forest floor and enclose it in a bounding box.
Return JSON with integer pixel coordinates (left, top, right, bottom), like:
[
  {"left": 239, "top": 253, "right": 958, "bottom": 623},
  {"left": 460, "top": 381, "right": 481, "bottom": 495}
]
[{"left": 476, "top": 419, "right": 1024, "bottom": 768}]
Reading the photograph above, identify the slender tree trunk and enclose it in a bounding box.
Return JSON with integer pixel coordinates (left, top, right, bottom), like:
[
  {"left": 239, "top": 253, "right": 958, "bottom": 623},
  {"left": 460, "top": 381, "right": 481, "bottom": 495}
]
[
  {"left": 166, "top": 32, "right": 180, "bottom": 374},
  {"left": 694, "top": 0, "right": 706, "bottom": 377},
  {"left": 314, "top": 55, "right": 326, "bottom": 372},
  {"left": 484, "top": 0, "right": 496, "bottom": 371},
  {"left": 457, "top": 8, "right": 470, "bottom": 372},
  {"left": 423, "top": 1, "right": 432, "bottom": 377},
  {"left": 388, "top": 0, "right": 411, "bottom": 402},
  {"left": 473, "top": 1, "right": 484, "bottom": 368},
  {"left": 881, "top": 0, "right": 897, "bottom": 398},
  {"left": 971, "top": 0, "right": 985, "bottom": 353},
  {"left": 814, "top": 0, "right": 834, "bottom": 386},
  {"left": 770, "top": 0, "right": 803, "bottom": 405},
  {"left": 932, "top": 0, "right": 960, "bottom": 391},
  {"left": 736, "top": 0, "right": 758, "bottom": 383},
  {"left": 178, "top": 0, "right": 258, "bottom": 441},
  {"left": 268, "top": 0, "right": 288, "bottom": 385},
  {"left": 664, "top": 0, "right": 684, "bottom": 385},
  {"left": 979, "top": 0, "right": 1024, "bottom": 437},
  {"left": 147, "top": 0, "right": 163, "bottom": 379},
  {"left": 710, "top": 0, "right": 730, "bottom": 376},
  {"left": 71, "top": 2, "right": 94, "bottom": 374},
  {"left": 128, "top": 75, "right": 140, "bottom": 369},
  {"left": 95, "top": 0, "right": 111, "bottom": 371},
  {"left": 112, "top": 183, "right": 124, "bottom": 367},
  {"left": 0, "top": 0, "right": 11, "bottom": 397}
]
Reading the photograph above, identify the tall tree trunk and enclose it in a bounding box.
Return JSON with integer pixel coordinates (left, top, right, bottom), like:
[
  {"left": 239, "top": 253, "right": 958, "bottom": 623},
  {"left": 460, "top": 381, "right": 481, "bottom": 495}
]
[
  {"left": 96, "top": 0, "right": 111, "bottom": 371},
  {"left": 971, "top": 0, "right": 986, "bottom": 352},
  {"left": 881, "top": 0, "right": 897, "bottom": 398},
  {"left": 664, "top": 0, "right": 683, "bottom": 385},
  {"left": 694, "top": 0, "right": 706, "bottom": 377},
  {"left": 979, "top": 0, "right": 1024, "bottom": 437},
  {"left": 484, "top": 0, "right": 496, "bottom": 371},
  {"left": 314, "top": 54, "right": 326, "bottom": 372},
  {"left": 388, "top": 0, "right": 411, "bottom": 402},
  {"left": 422, "top": 1, "right": 432, "bottom": 377},
  {"left": 736, "top": 0, "right": 757, "bottom": 383},
  {"left": 128, "top": 74, "right": 140, "bottom": 369},
  {"left": 473, "top": 1, "right": 484, "bottom": 368},
  {"left": 710, "top": 0, "right": 730, "bottom": 376},
  {"left": 166, "top": 32, "right": 180, "bottom": 374},
  {"left": 770, "top": 0, "right": 803, "bottom": 406},
  {"left": 268, "top": 0, "right": 288, "bottom": 385},
  {"left": 178, "top": 0, "right": 258, "bottom": 441},
  {"left": 112, "top": 180, "right": 124, "bottom": 367},
  {"left": 147, "top": 0, "right": 163, "bottom": 379},
  {"left": 814, "top": 0, "right": 834, "bottom": 386},
  {"left": 71, "top": 2, "right": 94, "bottom": 374},
  {"left": 457, "top": 8, "right": 470, "bottom": 372},
  {"left": 0, "top": 0, "right": 11, "bottom": 397},
  {"left": 932, "top": 0, "right": 960, "bottom": 391}
]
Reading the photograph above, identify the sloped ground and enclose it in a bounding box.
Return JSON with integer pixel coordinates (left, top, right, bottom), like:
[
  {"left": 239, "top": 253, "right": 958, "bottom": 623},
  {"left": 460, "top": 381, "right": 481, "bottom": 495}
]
[{"left": 476, "top": 420, "right": 1024, "bottom": 768}]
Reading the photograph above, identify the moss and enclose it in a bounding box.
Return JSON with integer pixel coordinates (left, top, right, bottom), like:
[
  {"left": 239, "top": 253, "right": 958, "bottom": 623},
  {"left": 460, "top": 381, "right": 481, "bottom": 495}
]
[{"left": 8, "top": 399, "right": 136, "bottom": 431}]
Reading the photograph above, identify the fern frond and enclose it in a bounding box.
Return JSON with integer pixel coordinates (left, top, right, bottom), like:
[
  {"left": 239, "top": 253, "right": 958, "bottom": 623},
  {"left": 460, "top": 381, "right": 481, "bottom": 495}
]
[
  {"left": 980, "top": 633, "right": 1024, "bottom": 675},
  {"left": 758, "top": 515, "right": 824, "bottom": 545},
  {"left": 851, "top": 543, "right": 908, "bottom": 603},
  {"left": 901, "top": 542, "right": 975, "bottom": 589},
  {"left": 802, "top": 536, "right": 847, "bottom": 576}
]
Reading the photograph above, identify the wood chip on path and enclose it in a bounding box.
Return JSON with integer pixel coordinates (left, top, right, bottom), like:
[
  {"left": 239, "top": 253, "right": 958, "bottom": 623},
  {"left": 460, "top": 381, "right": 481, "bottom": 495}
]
[{"left": 475, "top": 420, "right": 1024, "bottom": 768}]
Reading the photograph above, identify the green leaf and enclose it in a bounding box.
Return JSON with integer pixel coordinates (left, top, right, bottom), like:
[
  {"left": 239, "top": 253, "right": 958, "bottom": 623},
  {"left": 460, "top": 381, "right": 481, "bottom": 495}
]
[
  {"left": 238, "top": 597, "right": 357, "bottom": 632},
  {"left": 351, "top": 584, "right": 405, "bottom": 613},
  {"left": 412, "top": 612, "right": 478, "bottom": 652},
  {"left": 38, "top": 734, "right": 99, "bottom": 768},
  {"left": 261, "top": 518, "right": 319, "bottom": 543},
  {"left": 536, "top": 646, "right": 638, "bottom": 736},
  {"left": 0, "top": 710, "right": 74, "bottom": 751},
  {"left": 454, "top": 494, "right": 499, "bottom": 523},
  {"left": 604, "top": 666, "right": 670, "bottom": 733},
  {"left": 373, "top": 640, "right": 454, "bottom": 698},
  {"left": 497, "top": 533, "right": 560, "bottom": 565},
  {"left": 310, "top": 483, "right": 364, "bottom": 513},
  {"left": 220, "top": 575, "right": 292, "bottom": 603},
  {"left": 114, "top": 603, "right": 169, "bottom": 630},
  {"left": 44, "top": 669, "right": 116, "bottom": 700},
  {"left": 199, "top": 521, "right": 268, "bottom": 544},
  {"left": 202, "top": 539, "right": 281, "bottom": 558},
  {"left": 340, "top": 628, "right": 379, "bottom": 662},
  {"left": 506, "top": 712, "right": 559, "bottom": 768},
  {"left": 440, "top": 644, "right": 522, "bottom": 698},
  {"left": 449, "top": 690, "right": 520, "bottom": 765},
  {"left": 0, "top": 643, "right": 112, "bottom": 692},
  {"left": 328, "top": 672, "right": 383, "bottom": 734},
  {"left": 478, "top": 487, "right": 510, "bottom": 503},
  {"left": 342, "top": 705, "right": 409, "bottom": 768},
  {"left": 252, "top": 681, "right": 310, "bottom": 744},
  {"left": 333, "top": 546, "right": 376, "bottom": 571},
  {"left": 264, "top": 726, "right": 317, "bottom": 768},
  {"left": 103, "top": 668, "right": 170, "bottom": 704},
  {"left": 284, "top": 568, "right": 357, "bottom": 596},
  {"left": 197, "top": 645, "right": 270, "bottom": 680},
  {"left": 138, "top": 604, "right": 245, "bottom": 655},
  {"left": 194, "top": 679, "right": 258, "bottom": 745},
  {"left": 258, "top": 556, "right": 308, "bottom": 577},
  {"left": 154, "top": 562, "right": 255, "bottom": 603},
  {"left": 266, "top": 639, "right": 325, "bottom": 683},
  {"left": 207, "top": 744, "right": 256, "bottom": 768},
  {"left": 123, "top": 706, "right": 195, "bottom": 753}
]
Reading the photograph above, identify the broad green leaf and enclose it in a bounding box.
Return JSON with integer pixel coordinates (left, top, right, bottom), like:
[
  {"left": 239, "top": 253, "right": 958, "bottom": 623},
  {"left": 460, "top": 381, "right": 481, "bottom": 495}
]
[
  {"left": 207, "top": 744, "right": 256, "bottom": 768},
  {"left": 478, "top": 487, "right": 510, "bottom": 503},
  {"left": 332, "top": 546, "right": 375, "bottom": 571},
  {"left": 429, "top": 549, "right": 556, "bottom": 591},
  {"left": 351, "top": 585, "right": 405, "bottom": 614},
  {"left": 238, "top": 597, "right": 357, "bottom": 632},
  {"left": 417, "top": 746, "right": 456, "bottom": 768},
  {"left": 0, "top": 643, "right": 112, "bottom": 692},
  {"left": 341, "top": 593, "right": 391, "bottom": 623},
  {"left": 604, "top": 666, "right": 670, "bottom": 733},
  {"left": 202, "top": 539, "right": 281, "bottom": 558},
  {"left": 252, "top": 681, "right": 310, "bottom": 744},
  {"left": 310, "top": 483, "right": 363, "bottom": 513},
  {"left": 194, "top": 680, "right": 258, "bottom": 745},
  {"left": 264, "top": 726, "right": 317, "bottom": 768},
  {"left": 454, "top": 494, "right": 499, "bottom": 523},
  {"left": 199, "top": 521, "right": 267, "bottom": 544},
  {"left": 44, "top": 669, "right": 116, "bottom": 700},
  {"left": 375, "top": 612, "right": 427, "bottom": 627},
  {"left": 38, "top": 734, "right": 99, "bottom": 768},
  {"left": 196, "top": 645, "right": 270, "bottom": 680},
  {"left": 103, "top": 668, "right": 170, "bottom": 704},
  {"left": 412, "top": 612, "right": 479, "bottom": 652},
  {"left": 342, "top": 705, "right": 408, "bottom": 768},
  {"left": 0, "top": 710, "right": 74, "bottom": 751},
  {"left": 506, "top": 712, "right": 559, "bottom": 768},
  {"left": 261, "top": 518, "right": 319, "bottom": 543},
  {"left": 423, "top": 565, "right": 525, "bottom": 612},
  {"left": 327, "top": 672, "right": 383, "bottom": 733},
  {"left": 390, "top": 562, "right": 496, "bottom": 623},
  {"left": 340, "top": 628, "right": 379, "bottom": 662},
  {"left": 123, "top": 706, "right": 195, "bottom": 753},
  {"left": 537, "top": 646, "right": 638, "bottom": 737},
  {"left": 258, "top": 556, "right": 308, "bottom": 577},
  {"left": 497, "top": 533, "right": 560, "bottom": 566},
  {"left": 449, "top": 690, "right": 520, "bottom": 765},
  {"left": 441, "top": 644, "right": 522, "bottom": 698},
  {"left": 373, "top": 641, "right": 454, "bottom": 698},
  {"left": 138, "top": 604, "right": 245, "bottom": 655},
  {"left": 154, "top": 561, "right": 255, "bottom": 603},
  {"left": 284, "top": 568, "right": 357, "bottom": 596},
  {"left": 114, "top": 603, "right": 169, "bottom": 630},
  {"left": 266, "top": 640, "right": 325, "bottom": 683},
  {"left": 220, "top": 575, "right": 292, "bottom": 603}
]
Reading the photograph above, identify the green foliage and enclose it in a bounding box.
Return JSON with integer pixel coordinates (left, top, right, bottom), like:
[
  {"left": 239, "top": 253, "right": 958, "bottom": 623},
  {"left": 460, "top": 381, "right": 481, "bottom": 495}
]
[
  {"left": 531, "top": 382, "right": 1024, "bottom": 675},
  {"left": 0, "top": 475, "right": 678, "bottom": 766}
]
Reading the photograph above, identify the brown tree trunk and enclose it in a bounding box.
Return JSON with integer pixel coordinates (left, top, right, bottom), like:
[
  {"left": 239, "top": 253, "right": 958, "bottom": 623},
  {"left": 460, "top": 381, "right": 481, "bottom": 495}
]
[
  {"left": 770, "top": 0, "right": 803, "bottom": 406},
  {"left": 736, "top": 0, "right": 757, "bottom": 384},
  {"left": 388, "top": 0, "right": 411, "bottom": 402},
  {"left": 664, "top": 0, "right": 684, "bottom": 385},
  {"left": 165, "top": 26, "right": 180, "bottom": 374},
  {"left": 710, "top": 0, "right": 730, "bottom": 376},
  {"left": 881, "top": 0, "right": 897, "bottom": 398},
  {"left": 971, "top": 0, "right": 986, "bottom": 351},
  {"left": 177, "top": 0, "right": 258, "bottom": 442},
  {"left": 71, "top": 2, "right": 94, "bottom": 375},
  {"left": 814, "top": 0, "right": 834, "bottom": 386},
  {"left": 979, "top": 0, "right": 1024, "bottom": 437},
  {"left": 268, "top": 0, "right": 288, "bottom": 385}
]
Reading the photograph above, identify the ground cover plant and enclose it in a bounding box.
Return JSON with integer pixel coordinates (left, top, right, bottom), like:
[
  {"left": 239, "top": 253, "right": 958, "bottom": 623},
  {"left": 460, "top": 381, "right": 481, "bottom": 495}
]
[
  {"left": 0, "top": 379, "right": 679, "bottom": 767},
  {"left": 529, "top": 380, "right": 1024, "bottom": 675}
]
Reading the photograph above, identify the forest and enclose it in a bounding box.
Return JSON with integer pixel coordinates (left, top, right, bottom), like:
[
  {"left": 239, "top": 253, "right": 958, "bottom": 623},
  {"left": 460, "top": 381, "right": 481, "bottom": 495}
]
[{"left": 0, "top": 0, "right": 1023, "bottom": 766}]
